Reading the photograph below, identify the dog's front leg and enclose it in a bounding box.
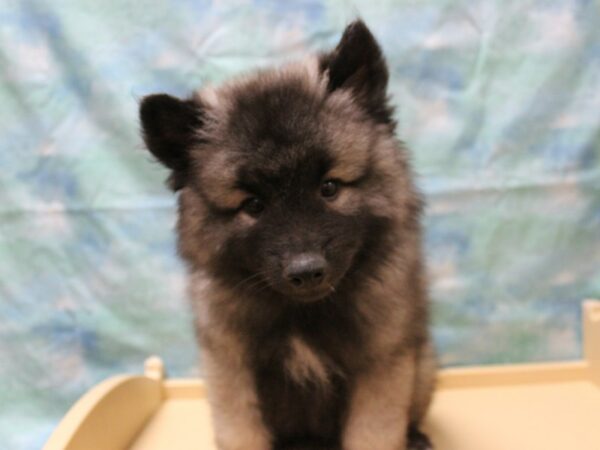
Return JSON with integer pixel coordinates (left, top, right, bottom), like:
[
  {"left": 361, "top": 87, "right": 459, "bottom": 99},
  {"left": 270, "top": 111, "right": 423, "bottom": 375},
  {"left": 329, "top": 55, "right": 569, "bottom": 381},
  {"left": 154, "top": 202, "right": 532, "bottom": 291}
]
[
  {"left": 342, "top": 352, "right": 415, "bottom": 450},
  {"left": 204, "top": 350, "right": 272, "bottom": 450}
]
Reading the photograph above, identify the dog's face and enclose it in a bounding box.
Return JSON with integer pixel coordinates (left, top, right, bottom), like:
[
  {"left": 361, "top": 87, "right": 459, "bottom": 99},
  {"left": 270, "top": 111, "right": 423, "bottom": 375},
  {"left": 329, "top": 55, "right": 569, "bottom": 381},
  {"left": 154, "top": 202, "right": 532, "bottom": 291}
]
[{"left": 140, "top": 22, "right": 418, "bottom": 302}]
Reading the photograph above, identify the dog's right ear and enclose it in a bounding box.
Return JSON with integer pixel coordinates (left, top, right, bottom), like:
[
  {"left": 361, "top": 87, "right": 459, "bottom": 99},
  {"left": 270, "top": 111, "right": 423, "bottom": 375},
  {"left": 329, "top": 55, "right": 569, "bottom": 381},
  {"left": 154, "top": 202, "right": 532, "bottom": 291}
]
[
  {"left": 139, "top": 94, "right": 203, "bottom": 190},
  {"left": 320, "top": 20, "right": 392, "bottom": 124}
]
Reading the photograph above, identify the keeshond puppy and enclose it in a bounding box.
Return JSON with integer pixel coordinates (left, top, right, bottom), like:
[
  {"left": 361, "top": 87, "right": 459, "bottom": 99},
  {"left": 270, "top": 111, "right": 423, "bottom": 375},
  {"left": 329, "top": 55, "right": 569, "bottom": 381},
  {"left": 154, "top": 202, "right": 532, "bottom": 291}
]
[{"left": 139, "top": 20, "right": 435, "bottom": 450}]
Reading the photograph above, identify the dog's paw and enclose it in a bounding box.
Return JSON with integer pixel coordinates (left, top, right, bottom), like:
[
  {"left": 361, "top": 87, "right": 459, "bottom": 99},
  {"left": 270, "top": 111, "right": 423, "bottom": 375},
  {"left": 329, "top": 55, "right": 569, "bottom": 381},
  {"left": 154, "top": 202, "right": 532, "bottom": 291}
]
[
  {"left": 276, "top": 441, "right": 339, "bottom": 450},
  {"left": 407, "top": 427, "right": 433, "bottom": 450}
]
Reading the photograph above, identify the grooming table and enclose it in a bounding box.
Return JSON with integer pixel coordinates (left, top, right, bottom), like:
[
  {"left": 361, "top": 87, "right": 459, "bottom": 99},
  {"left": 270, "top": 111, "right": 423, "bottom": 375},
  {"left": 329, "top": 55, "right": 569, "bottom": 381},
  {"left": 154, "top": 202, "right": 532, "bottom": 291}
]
[{"left": 44, "top": 300, "right": 600, "bottom": 450}]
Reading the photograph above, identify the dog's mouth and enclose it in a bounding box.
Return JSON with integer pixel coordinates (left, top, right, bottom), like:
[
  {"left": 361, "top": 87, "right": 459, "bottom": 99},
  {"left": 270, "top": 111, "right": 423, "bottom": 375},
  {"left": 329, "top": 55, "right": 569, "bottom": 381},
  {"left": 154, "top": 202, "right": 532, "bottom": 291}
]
[
  {"left": 246, "top": 252, "right": 353, "bottom": 302},
  {"left": 287, "top": 284, "right": 336, "bottom": 303},
  {"left": 271, "top": 271, "right": 341, "bottom": 303},
  {"left": 234, "top": 270, "right": 338, "bottom": 302}
]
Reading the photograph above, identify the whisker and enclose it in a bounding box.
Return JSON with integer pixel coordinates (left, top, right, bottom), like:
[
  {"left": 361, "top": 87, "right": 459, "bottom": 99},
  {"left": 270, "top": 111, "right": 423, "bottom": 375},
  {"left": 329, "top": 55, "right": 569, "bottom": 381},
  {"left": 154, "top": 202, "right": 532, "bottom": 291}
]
[
  {"left": 231, "top": 272, "right": 263, "bottom": 291},
  {"left": 249, "top": 280, "right": 273, "bottom": 296},
  {"left": 245, "top": 278, "right": 270, "bottom": 293},
  {"left": 232, "top": 270, "right": 272, "bottom": 293},
  {"left": 240, "top": 271, "right": 275, "bottom": 294}
]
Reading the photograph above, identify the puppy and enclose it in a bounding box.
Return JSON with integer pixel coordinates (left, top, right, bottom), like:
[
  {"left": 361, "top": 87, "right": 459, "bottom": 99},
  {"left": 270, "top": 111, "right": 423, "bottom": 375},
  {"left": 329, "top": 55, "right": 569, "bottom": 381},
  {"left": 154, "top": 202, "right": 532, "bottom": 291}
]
[{"left": 139, "top": 20, "right": 436, "bottom": 450}]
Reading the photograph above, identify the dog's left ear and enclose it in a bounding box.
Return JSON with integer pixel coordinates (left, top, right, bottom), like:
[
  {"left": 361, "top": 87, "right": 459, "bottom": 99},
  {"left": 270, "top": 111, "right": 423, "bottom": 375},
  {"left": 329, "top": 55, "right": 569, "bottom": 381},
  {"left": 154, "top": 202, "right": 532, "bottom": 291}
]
[
  {"left": 320, "top": 20, "right": 392, "bottom": 124},
  {"left": 139, "top": 94, "right": 204, "bottom": 190}
]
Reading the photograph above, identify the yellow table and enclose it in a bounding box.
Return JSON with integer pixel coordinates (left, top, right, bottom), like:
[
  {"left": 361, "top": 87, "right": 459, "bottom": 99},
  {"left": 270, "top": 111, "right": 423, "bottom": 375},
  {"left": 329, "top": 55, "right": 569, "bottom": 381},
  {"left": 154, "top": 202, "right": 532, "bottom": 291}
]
[{"left": 45, "top": 300, "right": 600, "bottom": 450}]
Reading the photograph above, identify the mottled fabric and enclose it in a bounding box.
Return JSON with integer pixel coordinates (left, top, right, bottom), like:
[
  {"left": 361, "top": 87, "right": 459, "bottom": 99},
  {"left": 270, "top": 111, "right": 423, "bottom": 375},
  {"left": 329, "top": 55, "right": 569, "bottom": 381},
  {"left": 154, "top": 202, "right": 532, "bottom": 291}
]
[{"left": 0, "top": 0, "right": 599, "bottom": 448}]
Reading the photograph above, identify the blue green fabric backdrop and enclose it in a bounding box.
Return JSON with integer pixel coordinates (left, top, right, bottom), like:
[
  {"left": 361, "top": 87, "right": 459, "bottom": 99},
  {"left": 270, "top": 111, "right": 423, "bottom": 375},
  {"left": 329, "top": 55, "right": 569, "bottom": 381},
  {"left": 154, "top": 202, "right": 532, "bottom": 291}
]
[{"left": 1, "top": 0, "right": 599, "bottom": 448}]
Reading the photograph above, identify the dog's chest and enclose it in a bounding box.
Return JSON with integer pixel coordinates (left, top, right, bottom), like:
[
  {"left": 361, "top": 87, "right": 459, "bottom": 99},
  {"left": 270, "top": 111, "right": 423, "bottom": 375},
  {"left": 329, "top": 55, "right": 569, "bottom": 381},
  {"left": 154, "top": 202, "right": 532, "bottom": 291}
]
[
  {"left": 253, "top": 333, "right": 350, "bottom": 443},
  {"left": 247, "top": 302, "right": 368, "bottom": 440},
  {"left": 284, "top": 336, "right": 331, "bottom": 385}
]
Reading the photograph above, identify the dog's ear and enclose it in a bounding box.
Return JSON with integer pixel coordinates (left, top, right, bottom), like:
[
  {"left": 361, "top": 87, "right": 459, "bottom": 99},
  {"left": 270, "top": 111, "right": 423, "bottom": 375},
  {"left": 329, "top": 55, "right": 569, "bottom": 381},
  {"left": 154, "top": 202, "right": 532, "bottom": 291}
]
[
  {"left": 139, "top": 94, "right": 203, "bottom": 190},
  {"left": 320, "top": 20, "right": 392, "bottom": 124}
]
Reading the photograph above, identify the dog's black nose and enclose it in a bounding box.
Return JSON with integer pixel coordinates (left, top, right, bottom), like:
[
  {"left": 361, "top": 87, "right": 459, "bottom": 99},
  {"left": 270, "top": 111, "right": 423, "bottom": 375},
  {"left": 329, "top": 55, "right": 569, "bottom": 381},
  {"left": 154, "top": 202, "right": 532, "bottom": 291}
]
[{"left": 284, "top": 253, "right": 327, "bottom": 290}]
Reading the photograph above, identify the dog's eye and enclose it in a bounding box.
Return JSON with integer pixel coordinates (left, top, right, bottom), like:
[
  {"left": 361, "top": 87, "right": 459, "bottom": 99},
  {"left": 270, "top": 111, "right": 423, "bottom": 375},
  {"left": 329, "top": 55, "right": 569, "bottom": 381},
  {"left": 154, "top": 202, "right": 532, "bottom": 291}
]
[
  {"left": 241, "top": 197, "right": 264, "bottom": 216},
  {"left": 320, "top": 179, "right": 339, "bottom": 199}
]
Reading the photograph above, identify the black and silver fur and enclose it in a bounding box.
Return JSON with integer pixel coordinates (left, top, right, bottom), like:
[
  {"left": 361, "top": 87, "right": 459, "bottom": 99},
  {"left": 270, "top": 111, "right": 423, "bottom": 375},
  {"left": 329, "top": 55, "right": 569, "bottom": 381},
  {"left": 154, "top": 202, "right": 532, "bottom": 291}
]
[{"left": 139, "top": 20, "right": 436, "bottom": 450}]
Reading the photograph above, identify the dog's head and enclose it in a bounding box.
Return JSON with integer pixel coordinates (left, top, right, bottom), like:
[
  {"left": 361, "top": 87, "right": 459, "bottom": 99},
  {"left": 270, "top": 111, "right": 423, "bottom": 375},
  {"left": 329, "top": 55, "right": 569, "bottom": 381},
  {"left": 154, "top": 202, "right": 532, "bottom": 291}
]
[{"left": 140, "top": 21, "right": 420, "bottom": 302}]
